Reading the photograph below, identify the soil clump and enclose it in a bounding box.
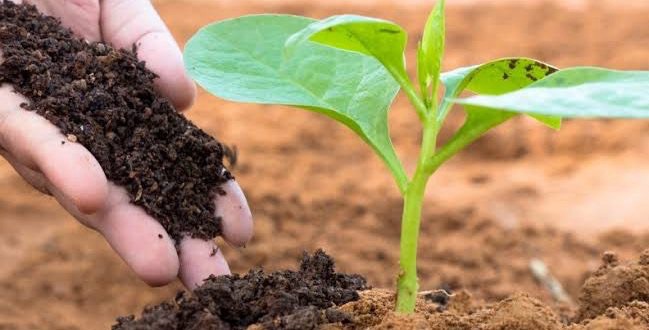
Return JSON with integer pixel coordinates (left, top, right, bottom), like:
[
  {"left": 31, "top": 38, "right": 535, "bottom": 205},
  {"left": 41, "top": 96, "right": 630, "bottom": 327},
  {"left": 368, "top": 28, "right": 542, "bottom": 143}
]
[{"left": 113, "top": 250, "right": 368, "bottom": 330}]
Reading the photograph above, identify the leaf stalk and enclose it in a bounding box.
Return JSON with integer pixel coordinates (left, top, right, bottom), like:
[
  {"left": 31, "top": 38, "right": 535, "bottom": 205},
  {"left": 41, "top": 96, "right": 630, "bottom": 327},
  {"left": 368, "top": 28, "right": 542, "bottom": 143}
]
[{"left": 387, "top": 65, "right": 429, "bottom": 122}]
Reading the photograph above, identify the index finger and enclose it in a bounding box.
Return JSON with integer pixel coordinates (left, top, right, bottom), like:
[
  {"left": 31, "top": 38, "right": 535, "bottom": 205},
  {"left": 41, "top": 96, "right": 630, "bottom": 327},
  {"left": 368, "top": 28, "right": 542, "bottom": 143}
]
[{"left": 100, "top": 0, "right": 196, "bottom": 111}]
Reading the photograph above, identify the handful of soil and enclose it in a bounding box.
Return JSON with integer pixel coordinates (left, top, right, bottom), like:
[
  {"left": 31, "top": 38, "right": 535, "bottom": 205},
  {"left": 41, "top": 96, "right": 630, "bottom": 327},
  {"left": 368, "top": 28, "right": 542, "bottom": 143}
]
[
  {"left": 113, "top": 250, "right": 368, "bottom": 330},
  {"left": 0, "top": 1, "right": 233, "bottom": 241}
]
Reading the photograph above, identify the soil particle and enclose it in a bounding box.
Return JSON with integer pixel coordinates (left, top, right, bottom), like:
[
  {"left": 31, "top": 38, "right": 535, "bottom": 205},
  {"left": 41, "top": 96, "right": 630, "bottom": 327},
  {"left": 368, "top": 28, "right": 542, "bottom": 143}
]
[
  {"left": 0, "top": 1, "right": 233, "bottom": 241},
  {"left": 113, "top": 250, "right": 367, "bottom": 330},
  {"left": 420, "top": 290, "right": 452, "bottom": 308},
  {"left": 575, "top": 249, "right": 649, "bottom": 322}
]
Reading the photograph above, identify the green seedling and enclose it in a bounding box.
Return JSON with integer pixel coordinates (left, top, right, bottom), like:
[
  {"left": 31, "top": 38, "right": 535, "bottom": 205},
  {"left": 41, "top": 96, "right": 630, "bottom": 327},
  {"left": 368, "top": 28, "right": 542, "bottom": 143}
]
[{"left": 184, "top": 0, "right": 649, "bottom": 314}]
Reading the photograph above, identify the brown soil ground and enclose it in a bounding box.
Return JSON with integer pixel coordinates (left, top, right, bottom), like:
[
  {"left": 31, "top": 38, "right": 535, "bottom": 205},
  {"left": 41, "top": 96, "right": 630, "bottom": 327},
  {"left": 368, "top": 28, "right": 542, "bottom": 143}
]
[
  {"left": 1, "top": 1, "right": 649, "bottom": 329},
  {"left": 337, "top": 250, "right": 649, "bottom": 329}
]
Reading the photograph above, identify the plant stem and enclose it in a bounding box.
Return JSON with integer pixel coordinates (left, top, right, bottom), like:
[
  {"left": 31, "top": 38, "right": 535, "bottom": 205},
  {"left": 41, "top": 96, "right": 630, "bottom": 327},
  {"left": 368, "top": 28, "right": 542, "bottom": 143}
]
[
  {"left": 395, "top": 107, "right": 511, "bottom": 313},
  {"left": 396, "top": 119, "right": 438, "bottom": 313},
  {"left": 385, "top": 62, "right": 439, "bottom": 312}
]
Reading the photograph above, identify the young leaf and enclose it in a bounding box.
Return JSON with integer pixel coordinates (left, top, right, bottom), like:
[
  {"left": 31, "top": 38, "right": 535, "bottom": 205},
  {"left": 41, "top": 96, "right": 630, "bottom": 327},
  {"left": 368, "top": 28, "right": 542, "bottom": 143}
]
[
  {"left": 453, "top": 67, "right": 649, "bottom": 118},
  {"left": 418, "top": 0, "right": 445, "bottom": 102},
  {"left": 428, "top": 58, "right": 562, "bottom": 169},
  {"left": 439, "top": 58, "right": 561, "bottom": 129},
  {"left": 416, "top": 42, "right": 428, "bottom": 102},
  {"left": 184, "top": 15, "right": 408, "bottom": 191},
  {"left": 285, "top": 15, "right": 408, "bottom": 84}
]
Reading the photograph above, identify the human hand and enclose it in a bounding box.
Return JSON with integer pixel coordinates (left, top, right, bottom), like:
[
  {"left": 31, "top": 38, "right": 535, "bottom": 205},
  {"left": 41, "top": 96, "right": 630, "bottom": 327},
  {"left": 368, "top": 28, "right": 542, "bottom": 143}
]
[{"left": 0, "top": 0, "right": 253, "bottom": 289}]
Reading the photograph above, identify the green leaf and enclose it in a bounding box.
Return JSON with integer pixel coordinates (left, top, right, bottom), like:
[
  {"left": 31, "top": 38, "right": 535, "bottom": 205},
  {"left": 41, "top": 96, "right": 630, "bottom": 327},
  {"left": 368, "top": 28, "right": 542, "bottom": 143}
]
[
  {"left": 439, "top": 57, "right": 561, "bottom": 129},
  {"left": 416, "top": 42, "right": 427, "bottom": 101},
  {"left": 184, "top": 14, "right": 408, "bottom": 191},
  {"left": 453, "top": 67, "right": 649, "bottom": 118},
  {"left": 428, "top": 58, "right": 562, "bottom": 169},
  {"left": 418, "top": 0, "right": 445, "bottom": 102},
  {"left": 285, "top": 14, "right": 408, "bottom": 83}
]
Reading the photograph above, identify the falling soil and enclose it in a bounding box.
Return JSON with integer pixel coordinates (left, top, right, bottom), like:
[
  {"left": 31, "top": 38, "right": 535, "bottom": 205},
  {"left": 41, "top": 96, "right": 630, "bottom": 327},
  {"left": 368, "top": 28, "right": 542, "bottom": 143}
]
[
  {"left": 0, "top": 1, "right": 233, "bottom": 241},
  {"left": 116, "top": 250, "right": 649, "bottom": 329},
  {"left": 113, "top": 250, "right": 367, "bottom": 330}
]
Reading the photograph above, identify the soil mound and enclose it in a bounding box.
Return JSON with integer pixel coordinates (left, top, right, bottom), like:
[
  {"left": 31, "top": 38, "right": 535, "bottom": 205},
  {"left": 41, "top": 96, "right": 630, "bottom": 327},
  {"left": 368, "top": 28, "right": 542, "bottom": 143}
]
[
  {"left": 0, "top": 1, "right": 232, "bottom": 241},
  {"left": 568, "top": 301, "right": 649, "bottom": 329},
  {"left": 113, "top": 250, "right": 367, "bottom": 330},
  {"left": 575, "top": 250, "right": 649, "bottom": 322}
]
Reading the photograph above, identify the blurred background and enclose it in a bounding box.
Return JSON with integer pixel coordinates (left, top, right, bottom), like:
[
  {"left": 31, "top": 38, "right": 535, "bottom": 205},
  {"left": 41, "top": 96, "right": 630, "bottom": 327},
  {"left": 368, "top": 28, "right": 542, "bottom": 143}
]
[{"left": 1, "top": 0, "right": 648, "bottom": 329}]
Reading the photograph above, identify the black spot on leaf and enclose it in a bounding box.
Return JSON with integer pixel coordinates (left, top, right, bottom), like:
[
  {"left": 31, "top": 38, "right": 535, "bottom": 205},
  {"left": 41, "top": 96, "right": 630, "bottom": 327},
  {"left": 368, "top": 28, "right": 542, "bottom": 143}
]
[{"left": 378, "top": 28, "right": 401, "bottom": 34}]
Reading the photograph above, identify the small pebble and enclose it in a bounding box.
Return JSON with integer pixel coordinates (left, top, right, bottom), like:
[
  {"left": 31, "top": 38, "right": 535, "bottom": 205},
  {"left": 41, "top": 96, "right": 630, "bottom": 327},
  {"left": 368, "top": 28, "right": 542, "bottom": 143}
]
[
  {"left": 96, "top": 42, "right": 106, "bottom": 54},
  {"left": 602, "top": 251, "right": 619, "bottom": 266},
  {"left": 66, "top": 134, "right": 77, "bottom": 143}
]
